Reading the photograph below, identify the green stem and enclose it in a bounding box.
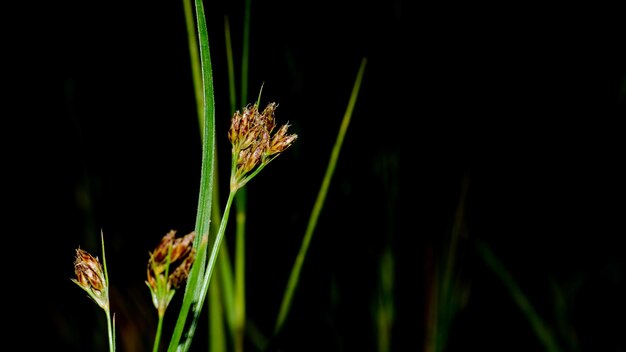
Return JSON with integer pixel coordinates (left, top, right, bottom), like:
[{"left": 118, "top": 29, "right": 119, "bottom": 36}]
[
  {"left": 235, "top": 190, "right": 247, "bottom": 352},
  {"left": 167, "top": 0, "right": 215, "bottom": 348},
  {"left": 476, "top": 241, "right": 562, "bottom": 352},
  {"left": 153, "top": 314, "right": 165, "bottom": 352},
  {"left": 100, "top": 232, "right": 115, "bottom": 352},
  {"left": 209, "top": 279, "right": 226, "bottom": 352},
  {"left": 241, "top": 0, "right": 251, "bottom": 105},
  {"left": 180, "top": 191, "right": 237, "bottom": 351},
  {"left": 182, "top": 0, "right": 203, "bottom": 136},
  {"left": 106, "top": 309, "right": 115, "bottom": 352},
  {"left": 224, "top": 15, "right": 237, "bottom": 112}
]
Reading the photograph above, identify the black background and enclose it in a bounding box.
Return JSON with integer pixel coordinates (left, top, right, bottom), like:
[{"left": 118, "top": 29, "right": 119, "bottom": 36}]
[{"left": 7, "top": 1, "right": 625, "bottom": 351}]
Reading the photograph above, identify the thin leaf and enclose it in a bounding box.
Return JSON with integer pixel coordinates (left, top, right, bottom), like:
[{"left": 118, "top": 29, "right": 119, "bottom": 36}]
[
  {"left": 167, "top": 0, "right": 215, "bottom": 348},
  {"left": 274, "top": 58, "right": 368, "bottom": 334},
  {"left": 476, "top": 241, "right": 562, "bottom": 352}
]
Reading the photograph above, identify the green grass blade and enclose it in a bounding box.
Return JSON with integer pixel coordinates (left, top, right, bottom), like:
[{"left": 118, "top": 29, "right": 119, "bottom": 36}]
[
  {"left": 234, "top": 2, "right": 252, "bottom": 349},
  {"left": 180, "top": 191, "right": 237, "bottom": 351},
  {"left": 219, "top": 235, "right": 235, "bottom": 332},
  {"left": 167, "top": 0, "right": 215, "bottom": 349},
  {"left": 234, "top": 190, "right": 247, "bottom": 352},
  {"left": 100, "top": 231, "right": 115, "bottom": 352},
  {"left": 167, "top": 236, "right": 209, "bottom": 352},
  {"left": 376, "top": 247, "right": 394, "bottom": 352},
  {"left": 224, "top": 16, "right": 237, "bottom": 112},
  {"left": 241, "top": 0, "right": 251, "bottom": 105},
  {"left": 476, "top": 241, "right": 562, "bottom": 352},
  {"left": 274, "top": 58, "right": 367, "bottom": 334},
  {"left": 209, "top": 274, "right": 227, "bottom": 352},
  {"left": 222, "top": 11, "right": 239, "bottom": 342},
  {"left": 208, "top": 163, "right": 228, "bottom": 352},
  {"left": 182, "top": 0, "right": 203, "bottom": 136},
  {"left": 435, "top": 174, "right": 469, "bottom": 352}
]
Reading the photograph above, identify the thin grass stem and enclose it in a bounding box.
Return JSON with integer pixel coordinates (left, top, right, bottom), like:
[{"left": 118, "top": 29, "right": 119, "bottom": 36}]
[
  {"left": 99, "top": 232, "right": 116, "bottom": 352},
  {"left": 180, "top": 191, "right": 237, "bottom": 351},
  {"left": 153, "top": 314, "right": 165, "bottom": 352},
  {"left": 476, "top": 241, "right": 562, "bottom": 352},
  {"left": 182, "top": 0, "right": 203, "bottom": 136},
  {"left": 234, "top": 191, "right": 246, "bottom": 352},
  {"left": 241, "top": 0, "right": 251, "bottom": 105},
  {"left": 234, "top": 2, "right": 252, "bottom": 348},
  {"left": 225, "top": 16, "right": 237, "bottom": 113},
  {"left": 209, "top": 280, "right": 227, "bottom": 352}
]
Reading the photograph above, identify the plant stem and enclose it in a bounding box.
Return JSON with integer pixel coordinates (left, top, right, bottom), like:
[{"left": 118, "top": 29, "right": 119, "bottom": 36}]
[
  {"left": 180, "top": 191, "right": 237, "bottom": 351},
  {"left": 235, "top": 191, "right": 246, "bottom": 352},
  {"left": 100, "top": 232, "right": 115, "bottom": 352},
  {"left": 182, "top": 0, "right": 203, "bottom": 136},
  {"left": 106, "top": 309, "right": 115, "bottom": 352},
  {"left": 476, "top": 241, "right": 562, "bottom": 352},
  {"left": 153, "top": 313, "right": 165, "bottom": 352},
  {"left": 241, "top": 0, "right": 251, "bottom": 105}
]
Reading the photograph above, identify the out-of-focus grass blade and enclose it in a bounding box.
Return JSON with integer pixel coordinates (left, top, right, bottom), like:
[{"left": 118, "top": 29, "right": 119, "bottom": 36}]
[
  {"left": 274, "top": 58, "right": 367, "bottom": 335},
  {"left": 231, "top": 1, "right": 252, "bottom": 349},
  {"left": 476, "top": 241, "right": 562, "bottom": 352},
  {"left": 209, "top": 276, "right": 226, "bottom": 352},
  {"left": 224, "top": 15, "right": 237, "bottom": 113}
]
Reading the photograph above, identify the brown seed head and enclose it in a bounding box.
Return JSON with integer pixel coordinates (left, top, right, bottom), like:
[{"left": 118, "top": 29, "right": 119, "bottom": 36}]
[
  {"left": 146, "top": 230, "right": 196, "bottom": 311},
  {"left": 267, "top": 123, "right": 297, "bottom": 156},
  {"left": 169, "top": 248, "right": 195, "bottom": 289},
  {"left": 229, "top": 100, "right": 297, "bottom": 189},
  {"left": 72, "top": 248, "right": 108, "bottom": 309}
]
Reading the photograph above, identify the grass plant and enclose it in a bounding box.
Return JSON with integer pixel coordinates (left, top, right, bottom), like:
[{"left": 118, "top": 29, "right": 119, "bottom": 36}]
[{"left": 70, "top": 1, "right": 365, "bottom": 351}]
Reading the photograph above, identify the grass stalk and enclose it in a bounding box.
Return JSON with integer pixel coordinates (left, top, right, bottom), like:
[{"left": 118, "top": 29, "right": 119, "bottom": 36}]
[
  {"left": 373, "top": 153, "right": 398, "bottom": 352},
  {"left": 476, "top": 241, "right": 562, "bottom": 352},
  {"left": 376, "top": 247, "right": 394, "bottom": 352},
  {"left": 182, "top": 0, "right": 203, "bottom": 136},
  {"left": 153, "top": 314, "right": 165, "bottom": 352},
  {"left": 100, "top": 232, "right": 116, "bottom": 352},
  {"left": 225, "top": 16, "right": 237, "bottom": 113},
  {"left": 180, "top": 191, "right": 237, "bottom": 351},
  {"left": 233, "top": 1, "right": 253, "bottom": 348},
  {"left": 220, "top": 16, "right": 237, "bottom": 330},
  {"left": 274, "top": 58, "right": 367, "bottom": 334},
  {"left": 241, "top": 0, "right": 251, "bottom": 105},
  {"left": 234, "top": 192, "right": 247, "bottom": 352},
  {"left": 209, "top": 270, "right": 227, "bottom": 352}
]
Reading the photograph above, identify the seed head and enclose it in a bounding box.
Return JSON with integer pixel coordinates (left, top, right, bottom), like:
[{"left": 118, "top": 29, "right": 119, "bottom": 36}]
[
  {"left": 229, "top": 101, "right": 297, "bottom": 190},
  {"left": 146, "top": 230, "right": 196, "bottom": 315},
  {"left": 72, "top": 248, "right": 109, "bottom": 310}
]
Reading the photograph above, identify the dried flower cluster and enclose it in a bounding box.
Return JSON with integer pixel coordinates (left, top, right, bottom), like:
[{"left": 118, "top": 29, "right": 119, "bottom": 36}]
[
  {"left": 72, "top": 248, "right": 109, "bottom": 310},
  {"left": 146, "top": 230, "right": 196, "bottom": 315},
  {"left": 228, "top": 102, "right": 297, "bottom": 190}
]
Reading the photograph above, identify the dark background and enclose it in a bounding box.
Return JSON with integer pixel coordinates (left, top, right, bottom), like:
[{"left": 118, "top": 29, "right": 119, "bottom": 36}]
[{"left": 7, "top": 1, "right": 625, "bottom": 351}]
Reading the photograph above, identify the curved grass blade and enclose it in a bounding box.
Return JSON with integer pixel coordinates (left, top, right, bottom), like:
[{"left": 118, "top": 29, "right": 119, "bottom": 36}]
[{"left": 167, "top": 0, "right": 216, "bottom": 349}]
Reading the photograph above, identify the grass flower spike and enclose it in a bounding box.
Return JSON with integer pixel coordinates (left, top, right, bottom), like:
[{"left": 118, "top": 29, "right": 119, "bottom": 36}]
[
  {"left": 72, "top": 248, "right": 109, "bottom": 310},
  {"left": 147, "top": 230, "right": 196, "bottom": 315},
  {"left": 147, "top": 230, "right": 195, "bottom": 352},
  {"left": 72, "top": 233, "right": 115, "bottom": 352},
  {"left": 229, "top": 102, "right": 297, "bottom": 191}
]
